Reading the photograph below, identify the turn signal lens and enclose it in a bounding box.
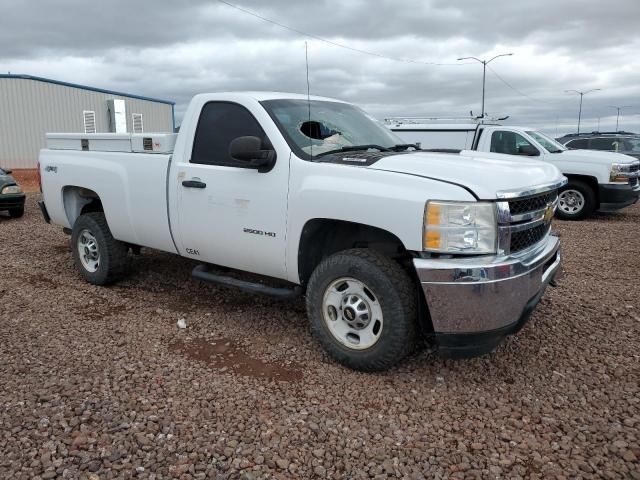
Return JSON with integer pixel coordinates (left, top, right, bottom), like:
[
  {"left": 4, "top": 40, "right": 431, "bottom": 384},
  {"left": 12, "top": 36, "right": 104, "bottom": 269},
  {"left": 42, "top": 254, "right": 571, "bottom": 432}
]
[
  {"left": 424, "top": 230, "right": 441, "bottom": 249},
  {"left": 426, "top": 203, "right": 441, "bottom": 225}
]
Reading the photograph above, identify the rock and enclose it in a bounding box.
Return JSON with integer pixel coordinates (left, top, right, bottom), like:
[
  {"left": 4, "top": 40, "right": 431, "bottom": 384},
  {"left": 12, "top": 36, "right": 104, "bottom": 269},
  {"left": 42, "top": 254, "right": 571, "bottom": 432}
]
[{"left": 71, "top": 433, "right": 88, "bottom": 448}]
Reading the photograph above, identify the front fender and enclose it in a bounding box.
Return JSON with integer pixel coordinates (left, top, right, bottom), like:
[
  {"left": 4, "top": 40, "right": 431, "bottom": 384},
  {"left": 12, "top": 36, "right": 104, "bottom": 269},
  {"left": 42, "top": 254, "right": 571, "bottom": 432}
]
[{"left": 285, "top": 159, "right": 475, "bottom": 283}]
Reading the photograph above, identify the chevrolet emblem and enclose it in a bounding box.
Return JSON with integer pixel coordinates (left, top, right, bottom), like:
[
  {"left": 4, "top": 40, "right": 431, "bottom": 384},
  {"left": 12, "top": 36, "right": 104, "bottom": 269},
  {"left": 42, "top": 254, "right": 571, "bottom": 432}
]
[{"left": 544, "top": 203, "right": 554, "bottom": 222}]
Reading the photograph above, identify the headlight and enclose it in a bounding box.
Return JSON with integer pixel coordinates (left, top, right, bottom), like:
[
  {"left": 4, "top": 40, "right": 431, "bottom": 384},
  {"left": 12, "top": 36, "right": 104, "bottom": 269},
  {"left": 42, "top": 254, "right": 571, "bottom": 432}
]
[
  {"left": 1, "top": 185, "right": 22, "bottom": 194},
  {"left": 423, "top": 201, "right": 497, "bottom": 254},
  {"left": 609, "top": 163, "right": 635, "bottom": 183}
]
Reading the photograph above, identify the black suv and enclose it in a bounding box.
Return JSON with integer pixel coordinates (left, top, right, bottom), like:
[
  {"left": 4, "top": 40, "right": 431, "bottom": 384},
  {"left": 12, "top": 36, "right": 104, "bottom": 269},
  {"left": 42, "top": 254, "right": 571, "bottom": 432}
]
[{"left": 556, "top": 132, "right": 640, "bottom": 160}]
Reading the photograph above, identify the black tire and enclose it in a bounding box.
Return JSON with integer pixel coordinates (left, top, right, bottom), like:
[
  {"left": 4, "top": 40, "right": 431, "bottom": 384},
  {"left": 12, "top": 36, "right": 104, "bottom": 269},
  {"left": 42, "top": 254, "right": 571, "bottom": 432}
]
[
  {"left": 556, "top": 180, "right": 596, "bottom": 220},
  {"left": 8, "top": 207, "right": 24, "bottom": 218},
  {"left": 306, "top": 248, "right": 417, "bottom": 372},
  {"left": 71, "top": 212, "right": 129, "bottom": 285}
]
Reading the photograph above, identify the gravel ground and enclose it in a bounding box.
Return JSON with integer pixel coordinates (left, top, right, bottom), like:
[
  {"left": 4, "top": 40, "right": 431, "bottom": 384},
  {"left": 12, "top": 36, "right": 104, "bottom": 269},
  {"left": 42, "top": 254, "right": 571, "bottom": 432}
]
[{"left": 1, "top": 194, "right": 639, "bottom": 479}]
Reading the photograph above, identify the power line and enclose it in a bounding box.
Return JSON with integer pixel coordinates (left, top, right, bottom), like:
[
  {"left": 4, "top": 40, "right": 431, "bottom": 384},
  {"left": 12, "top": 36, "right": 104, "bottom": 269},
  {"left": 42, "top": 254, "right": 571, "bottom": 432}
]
[
  {"left": 487, "top": 66, "right": 579, "bottom": 111},
  {"left": 486, "top": 65, "right": 553, "bottom": 106},
  {"left": 215, "top": 0, "right": 469, "bottom": 66}
]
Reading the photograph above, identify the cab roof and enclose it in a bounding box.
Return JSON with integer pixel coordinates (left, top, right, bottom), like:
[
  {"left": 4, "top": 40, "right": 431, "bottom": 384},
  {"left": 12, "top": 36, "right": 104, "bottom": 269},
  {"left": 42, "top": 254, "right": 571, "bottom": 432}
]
[{"left": 195, "top": 91, "right": 348, "bottom": 103}]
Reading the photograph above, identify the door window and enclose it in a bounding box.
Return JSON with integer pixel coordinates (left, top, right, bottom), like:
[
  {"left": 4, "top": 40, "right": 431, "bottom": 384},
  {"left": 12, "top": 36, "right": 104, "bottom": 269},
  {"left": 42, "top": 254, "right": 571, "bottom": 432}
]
[
  {"left": 589, "top": 137, "right": 616, "bottom": 151},
  {"left": 566, "top": 138, "right": 588, "bottom": 149},
  {"left": 191, "top": 102, "right": 271, "bottom": 166},
  {"left": 490, "top": 131, "right": 538, "bottom": 155}
]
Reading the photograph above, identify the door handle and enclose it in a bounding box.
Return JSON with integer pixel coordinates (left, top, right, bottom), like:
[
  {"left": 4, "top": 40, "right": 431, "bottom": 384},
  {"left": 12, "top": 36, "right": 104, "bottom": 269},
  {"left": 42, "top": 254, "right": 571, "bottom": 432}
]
[{"left": 182, "top": 179, "right": 207, "bottom": 189}]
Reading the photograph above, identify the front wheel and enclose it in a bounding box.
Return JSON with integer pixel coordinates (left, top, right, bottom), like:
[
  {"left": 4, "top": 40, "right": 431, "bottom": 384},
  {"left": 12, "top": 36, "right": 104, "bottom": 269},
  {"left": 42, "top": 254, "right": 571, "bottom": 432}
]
[
  {"left": 556, "top": 180, "right": 596, "bottom": 220},
  {"left": 306, "top": 249, "right": 417, "bottom": 372},
  {"left": 71, "top": 212, "right": 129, "bottom": 285}
]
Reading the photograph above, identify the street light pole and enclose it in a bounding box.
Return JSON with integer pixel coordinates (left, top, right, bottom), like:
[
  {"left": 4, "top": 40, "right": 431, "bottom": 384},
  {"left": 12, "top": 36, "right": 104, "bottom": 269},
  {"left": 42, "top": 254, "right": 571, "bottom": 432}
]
[
  {"left": 565, "top": 89, "right": 601, "bottom": 134},
  {"left": 608, "top": 105, "right": 632, "bottom": 132},
  {"left": 458, "top": 53, "right": 513, "bottom": 119}
]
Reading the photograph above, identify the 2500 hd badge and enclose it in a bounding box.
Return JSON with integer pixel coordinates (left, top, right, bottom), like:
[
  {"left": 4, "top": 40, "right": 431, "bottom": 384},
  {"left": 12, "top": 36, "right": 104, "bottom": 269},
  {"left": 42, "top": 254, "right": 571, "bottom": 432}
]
[{"left": 243, "top": 228, "right": 276, "bottom": 238}]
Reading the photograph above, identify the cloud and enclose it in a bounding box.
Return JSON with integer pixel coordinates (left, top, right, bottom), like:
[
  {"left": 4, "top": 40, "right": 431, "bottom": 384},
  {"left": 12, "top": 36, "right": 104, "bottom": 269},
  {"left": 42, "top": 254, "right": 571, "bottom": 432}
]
[{"left": 2, "top": 0, "right": 640, "bottom": 134}]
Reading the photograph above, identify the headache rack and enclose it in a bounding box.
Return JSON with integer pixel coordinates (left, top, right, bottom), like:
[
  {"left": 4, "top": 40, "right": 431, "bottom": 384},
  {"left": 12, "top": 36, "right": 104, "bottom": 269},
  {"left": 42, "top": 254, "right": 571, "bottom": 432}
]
[{"left": 495, "top": 180, "right": 566, "bottom": 255}]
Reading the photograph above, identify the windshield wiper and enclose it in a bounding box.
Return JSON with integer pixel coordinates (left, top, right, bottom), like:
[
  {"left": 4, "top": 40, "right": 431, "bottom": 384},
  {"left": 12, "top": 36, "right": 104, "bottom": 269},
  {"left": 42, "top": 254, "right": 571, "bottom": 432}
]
[
  {"left": 315, "top": 144, "right": 392, "bottom": 158},
  {"left": 390, "top": 143, "right": 421, "bottom": 151}
]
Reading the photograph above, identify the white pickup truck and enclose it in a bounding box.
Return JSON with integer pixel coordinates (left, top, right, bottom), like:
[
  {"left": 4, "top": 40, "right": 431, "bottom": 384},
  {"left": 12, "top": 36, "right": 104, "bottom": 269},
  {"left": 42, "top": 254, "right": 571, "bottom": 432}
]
[
  {"left": 38, "top": 92, "right": 565, "bottom": 371},
  {"left": 389, "top": 121, "right": 640, "bottom": 220}
]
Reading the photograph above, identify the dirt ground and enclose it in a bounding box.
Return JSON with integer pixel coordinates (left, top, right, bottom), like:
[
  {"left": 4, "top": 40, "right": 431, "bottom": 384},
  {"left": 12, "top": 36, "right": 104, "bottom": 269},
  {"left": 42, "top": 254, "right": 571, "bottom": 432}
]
[
  {"left": 8, "top": 168, "right": 40, "bottom": 193},
  {"left": 0, "top": 195, "right": 638, "bottom": 479}
]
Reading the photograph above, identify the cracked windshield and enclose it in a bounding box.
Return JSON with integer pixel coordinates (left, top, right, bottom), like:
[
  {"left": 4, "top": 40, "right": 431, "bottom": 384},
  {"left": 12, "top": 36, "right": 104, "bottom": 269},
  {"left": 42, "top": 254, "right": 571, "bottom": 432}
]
[{"left": 262, "top": 99, "right": 403, "bottom": 157}]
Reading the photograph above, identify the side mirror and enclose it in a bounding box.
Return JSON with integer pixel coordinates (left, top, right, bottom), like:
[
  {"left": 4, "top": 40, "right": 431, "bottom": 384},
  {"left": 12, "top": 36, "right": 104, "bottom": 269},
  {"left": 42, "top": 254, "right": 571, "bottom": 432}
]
[
  {"left": 229, "top": 136, "right": 276, "bottom": 173},
  {"left": 518, "top": 144, "right": 539, "bottom": 156},
  {"left": 2, "top": 168, "right": 11, "bottom": 174}
]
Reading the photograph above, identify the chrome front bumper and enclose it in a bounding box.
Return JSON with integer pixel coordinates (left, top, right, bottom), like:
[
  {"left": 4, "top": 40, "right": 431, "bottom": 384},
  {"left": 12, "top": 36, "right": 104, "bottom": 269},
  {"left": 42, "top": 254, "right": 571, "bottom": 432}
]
[{"left": 413, "top": 234, "right": 561, "bottom": 356}]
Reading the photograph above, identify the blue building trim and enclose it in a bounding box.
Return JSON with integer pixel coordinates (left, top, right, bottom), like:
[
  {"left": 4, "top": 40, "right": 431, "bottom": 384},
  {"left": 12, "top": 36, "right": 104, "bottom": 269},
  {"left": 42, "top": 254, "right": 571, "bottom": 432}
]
[{"left": 0, "top": 73, "right": 175, "bottom": 105}]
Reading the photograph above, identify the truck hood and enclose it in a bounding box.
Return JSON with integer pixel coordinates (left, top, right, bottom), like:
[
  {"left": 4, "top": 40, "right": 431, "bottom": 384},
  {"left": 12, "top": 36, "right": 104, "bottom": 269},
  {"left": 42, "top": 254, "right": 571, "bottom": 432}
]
[
  {"left": 369, "top": 151, "right": 564, "bottom": 200},
  {"left": 556, "top": 149, "right": 638, "bottom": 165}
]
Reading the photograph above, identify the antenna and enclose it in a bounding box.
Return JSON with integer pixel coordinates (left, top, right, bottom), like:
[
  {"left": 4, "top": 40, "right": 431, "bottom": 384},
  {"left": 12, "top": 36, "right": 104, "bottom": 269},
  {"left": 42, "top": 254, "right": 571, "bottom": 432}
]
[{"left": 305, "top": 41, "right": 312, "bottom": 156}]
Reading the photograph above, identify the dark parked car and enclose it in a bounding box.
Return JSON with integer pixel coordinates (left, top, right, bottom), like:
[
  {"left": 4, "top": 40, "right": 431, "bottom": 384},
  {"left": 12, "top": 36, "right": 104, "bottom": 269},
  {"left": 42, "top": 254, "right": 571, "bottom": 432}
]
[
  {"left": 556, "top": 132, "right": 640, "bottom": 160},
  {"left": 0, "top": 167, "right": 26, "bottom": 218}
]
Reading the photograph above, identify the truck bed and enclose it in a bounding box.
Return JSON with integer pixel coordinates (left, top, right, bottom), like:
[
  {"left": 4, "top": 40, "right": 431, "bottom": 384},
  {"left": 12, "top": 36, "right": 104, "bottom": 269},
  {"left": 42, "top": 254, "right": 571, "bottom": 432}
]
[{"left": 39, "top": 148, "right": 177, "bottom": 254}]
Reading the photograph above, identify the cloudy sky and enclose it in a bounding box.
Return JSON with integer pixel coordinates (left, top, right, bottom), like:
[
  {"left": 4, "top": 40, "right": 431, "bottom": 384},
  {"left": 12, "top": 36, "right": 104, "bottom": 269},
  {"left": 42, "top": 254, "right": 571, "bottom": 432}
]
[{"left": 3, "top": 0, "right": 640, "bottom": 134}]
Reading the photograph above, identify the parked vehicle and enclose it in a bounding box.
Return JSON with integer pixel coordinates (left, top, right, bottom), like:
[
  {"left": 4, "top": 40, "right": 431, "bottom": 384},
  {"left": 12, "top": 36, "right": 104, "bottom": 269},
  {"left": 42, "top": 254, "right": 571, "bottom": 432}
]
[
  {"left": 38, "top": 92, "right": 564, "bottom": 371},
  {"left": 388, "top": 120, "right": 640, "bottom": 220},
  {"left": 556, "top": 132, "right": 640, "bottom": 160},
  {"left": 0, "top": 167, "right": 25, "bottom": 218}
]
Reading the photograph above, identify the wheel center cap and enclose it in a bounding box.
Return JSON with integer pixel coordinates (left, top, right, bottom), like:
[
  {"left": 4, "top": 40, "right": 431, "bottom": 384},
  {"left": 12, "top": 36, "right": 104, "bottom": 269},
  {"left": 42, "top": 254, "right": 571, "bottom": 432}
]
[{"left": 343, "top": 307, "right": 356, "bottom": 321}]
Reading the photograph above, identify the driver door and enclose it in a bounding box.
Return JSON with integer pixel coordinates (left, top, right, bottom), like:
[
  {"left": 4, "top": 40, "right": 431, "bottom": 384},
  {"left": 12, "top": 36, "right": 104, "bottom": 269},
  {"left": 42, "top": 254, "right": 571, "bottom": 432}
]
[{"left": 173, "top": 101, "right": 290, "bottom": 279}]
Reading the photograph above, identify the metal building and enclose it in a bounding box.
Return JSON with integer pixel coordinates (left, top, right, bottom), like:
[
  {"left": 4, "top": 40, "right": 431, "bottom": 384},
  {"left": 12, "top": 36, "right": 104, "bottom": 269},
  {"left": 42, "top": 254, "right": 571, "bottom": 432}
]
[{"left": 0, "top": 74, "right": 175, "bottom": 169}]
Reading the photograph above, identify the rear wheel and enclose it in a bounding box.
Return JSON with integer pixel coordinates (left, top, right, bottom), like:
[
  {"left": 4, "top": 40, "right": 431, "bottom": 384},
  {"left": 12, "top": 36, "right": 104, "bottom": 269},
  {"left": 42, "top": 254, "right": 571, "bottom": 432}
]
[
  {"left": 556, "top": 180, "right": 596, "bottom": 220},
  {"left": 306, "top": 249, "right": 417, "bottom": 372},
  {"left": 71, "top": 212, "right": 129, "bottom": 285},
  {"left": 8, "top": 207, "right": 24, "bottom": 218}
]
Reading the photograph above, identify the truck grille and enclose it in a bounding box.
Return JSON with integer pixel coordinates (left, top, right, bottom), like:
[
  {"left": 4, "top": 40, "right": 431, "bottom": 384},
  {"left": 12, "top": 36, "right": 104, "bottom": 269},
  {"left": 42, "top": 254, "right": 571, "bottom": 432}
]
[
  {"left": 508, "top": 191, "right": 557, "bottom": 215},
  {"left": 498, "top": 189, "right": 559, "bottom": 255},
  {"left": 510, "top": 222, "right": 550, "bottom": 253},
  {"left": 630, "top": 163, "right": 639, "bottom": 188}
]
